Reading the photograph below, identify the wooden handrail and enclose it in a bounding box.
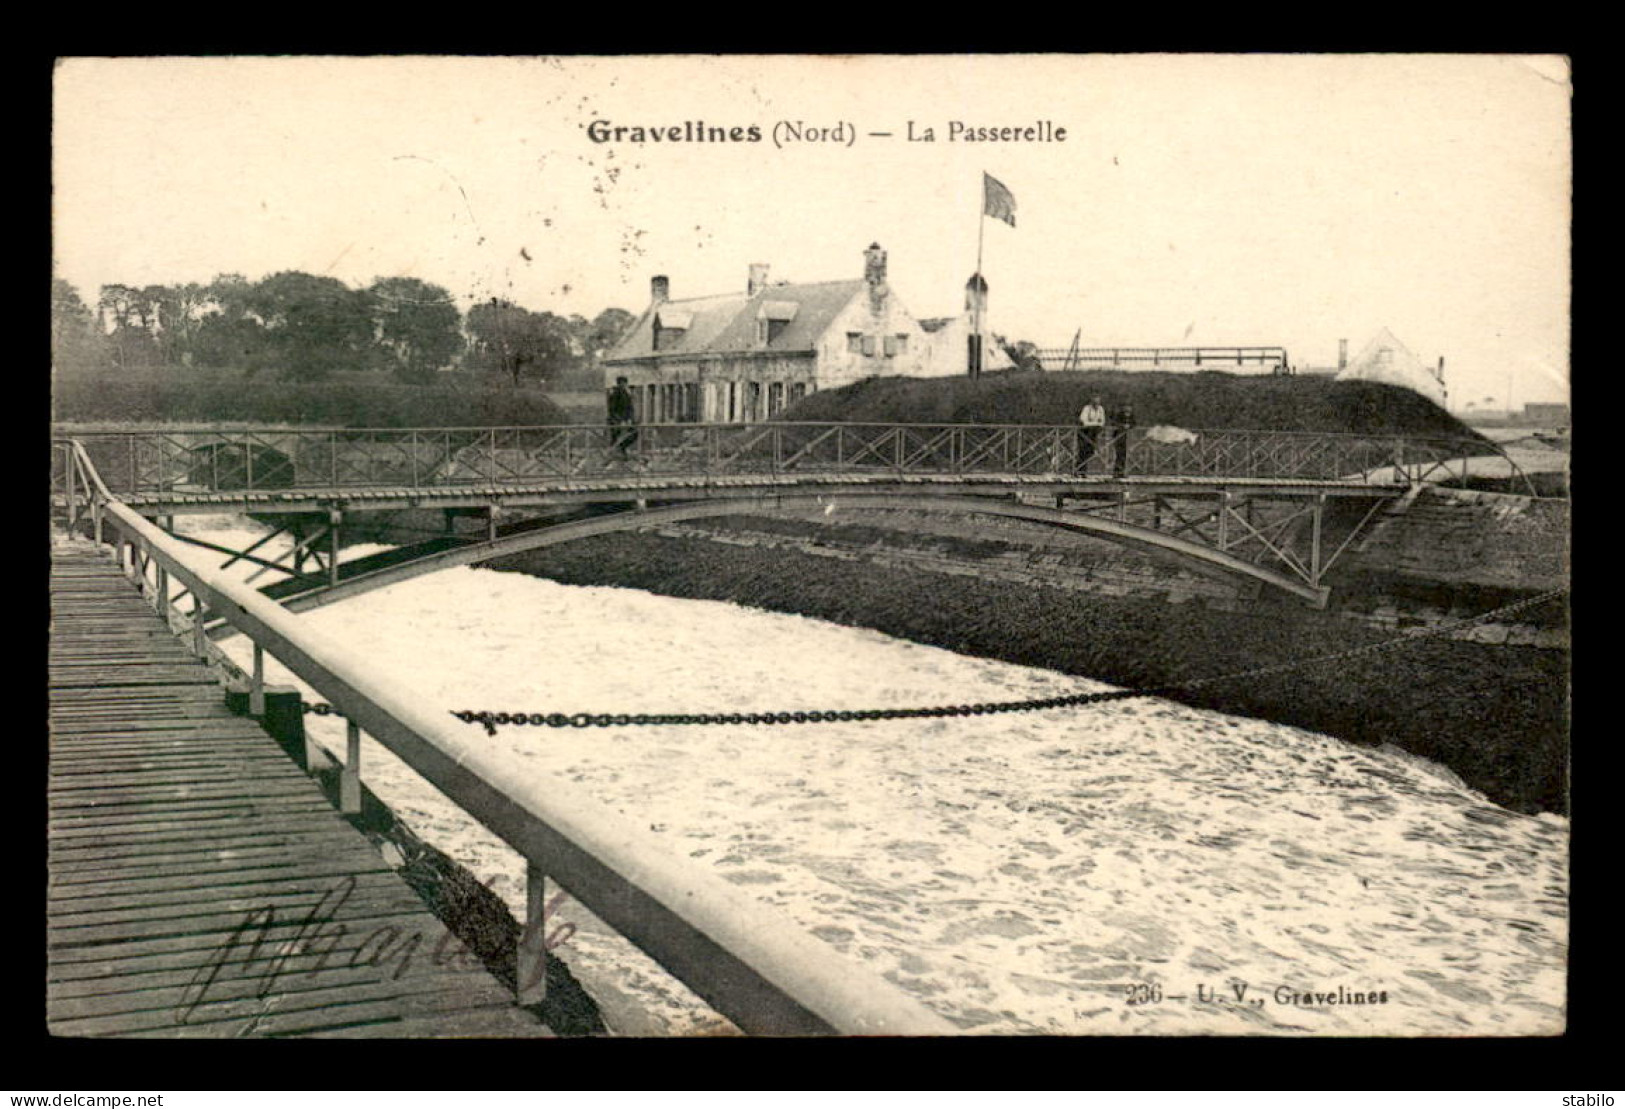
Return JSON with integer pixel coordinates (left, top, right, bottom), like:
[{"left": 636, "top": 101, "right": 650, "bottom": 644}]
[{"left": 55, "top": 439, "right": 957, "bottom": 1037}]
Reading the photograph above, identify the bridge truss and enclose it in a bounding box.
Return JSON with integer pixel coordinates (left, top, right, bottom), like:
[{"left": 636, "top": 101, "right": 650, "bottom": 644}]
[{"left": 53, "top": 422, "right": 1523, "bottom": 613}]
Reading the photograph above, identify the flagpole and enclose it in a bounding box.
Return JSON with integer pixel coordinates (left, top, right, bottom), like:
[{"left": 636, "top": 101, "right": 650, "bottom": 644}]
[{"left": 974, "top": 181, "right": 986, "bottom": 377}]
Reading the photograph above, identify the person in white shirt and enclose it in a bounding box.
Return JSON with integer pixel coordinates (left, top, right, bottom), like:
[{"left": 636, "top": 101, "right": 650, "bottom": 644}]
[{"left": 1076, "top": 396, "right": 1107, "bottom": 475}]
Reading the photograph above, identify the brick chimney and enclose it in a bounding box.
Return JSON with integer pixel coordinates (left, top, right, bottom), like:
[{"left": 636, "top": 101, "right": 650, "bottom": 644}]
[
  {"left": 747, "top": 263, "right": 770, "bottom": 297},
  {"left": 864, "top": 243, "right": 887, "bottom": 287},
  {"left": 651, "top": 275, "right": 669, "bottom": 304}
]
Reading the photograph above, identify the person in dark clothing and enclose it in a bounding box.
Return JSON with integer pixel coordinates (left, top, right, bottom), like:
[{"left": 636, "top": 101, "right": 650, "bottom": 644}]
[
  {"left": 607, "top": 376, "right": 637, "bottom": 459},
  {"left": 1111, "top": 403, "right": 1135, "bottom": 477}
]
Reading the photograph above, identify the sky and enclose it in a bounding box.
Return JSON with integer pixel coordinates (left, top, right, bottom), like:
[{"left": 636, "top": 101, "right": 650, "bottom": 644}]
[{"left": 52, "top": 55, "right": 1571, "bottom": 410}]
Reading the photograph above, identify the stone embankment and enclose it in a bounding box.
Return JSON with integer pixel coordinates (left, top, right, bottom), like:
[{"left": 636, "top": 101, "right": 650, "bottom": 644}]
[{"left": 642, "top": 484, "right": 1568, "bottom": 649}]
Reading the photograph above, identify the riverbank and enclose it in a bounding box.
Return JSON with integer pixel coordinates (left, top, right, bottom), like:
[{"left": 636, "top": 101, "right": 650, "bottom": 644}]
[{"left": 483, "top": 530, "right": 1569, "bottom": 815}]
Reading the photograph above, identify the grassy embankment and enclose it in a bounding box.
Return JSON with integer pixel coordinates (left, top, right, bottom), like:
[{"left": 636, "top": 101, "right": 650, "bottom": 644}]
[{"left": 781, "top": 368, "right": 1489, "bottom": 439}]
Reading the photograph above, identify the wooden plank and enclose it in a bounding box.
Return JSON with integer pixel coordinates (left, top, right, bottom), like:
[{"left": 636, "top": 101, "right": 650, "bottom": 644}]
[
  {"left": 47, "top": 808, "right": 339, "bottom": 844},
  {"left": 47, "top": 892, "right": 437, "bottom": 968},
  {"left": 46, "top": 869, "right": 416, "bottom": 917}
]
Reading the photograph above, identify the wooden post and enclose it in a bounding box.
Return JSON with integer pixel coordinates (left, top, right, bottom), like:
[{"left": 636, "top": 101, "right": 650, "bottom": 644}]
[
  {"left": 341, "top": 718, "right": 362, "bottom": 815},
  {"left": 258, "top": 687, "right": 313, "bottom": 770},
  {"left": 517, "top": 862, "right": 550, "bottom": 1007},
  {"left": 193, "top": 602, "right": 209, "bottom": 657},
  {"left": 65, "top": 459, "right": 78, "bottom": 531},
  {"left": 1310, "top": 494, "right": 1325, "bottom": 586},
  {"left": 329, "top": 510, "right": 342, "bottom": 589},
  {"left": 1218, "top": 491, "right": 1230, "bottom": 550},
  {"left": 487, "top": 504, "right": 502, "bottom": 543},
  {"left": 251, "top": 642, "right": 266, "bottom": 717}
]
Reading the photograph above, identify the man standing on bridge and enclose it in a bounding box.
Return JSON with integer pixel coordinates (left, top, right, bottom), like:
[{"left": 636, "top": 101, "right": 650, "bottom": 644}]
[
  {"left": 1111, "top": 402, "right": 1136, "bottom": 478},
  {"left": 1076, "top": 395, "right": 1106, "bottom": 475},
  {"left": 607, "top": 375, "right": 638, "bottom": 460}
]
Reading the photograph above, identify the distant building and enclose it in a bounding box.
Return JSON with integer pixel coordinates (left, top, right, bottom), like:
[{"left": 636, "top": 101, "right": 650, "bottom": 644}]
[
  {"left": 1330, "top": 328, "right": 1448, "bottom": 407},
  {"left": 603, "top": 243, "right": 1010, "bottom": 423},
  {"left": 1522, "top": 402, "right": 1571, "bottom": 427}
]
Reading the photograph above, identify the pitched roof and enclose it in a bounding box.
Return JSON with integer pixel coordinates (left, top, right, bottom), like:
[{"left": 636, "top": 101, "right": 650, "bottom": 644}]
[
  {"left": 606, "top": 280, "right": 865, "bottom": 361},
  {"left": 1335, "top": 327, "right": 1445, "bottom": 404}
]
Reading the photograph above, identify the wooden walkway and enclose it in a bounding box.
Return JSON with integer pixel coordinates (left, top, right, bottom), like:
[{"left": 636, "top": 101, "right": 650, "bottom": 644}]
[{"left": 48, "top": 543, "right": 550, "bottom": 1038}]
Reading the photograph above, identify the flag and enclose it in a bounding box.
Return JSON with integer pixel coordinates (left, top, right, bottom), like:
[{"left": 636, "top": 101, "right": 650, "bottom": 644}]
[{"left": 983, "top": 172, "right": 1016, "bottom": 227}]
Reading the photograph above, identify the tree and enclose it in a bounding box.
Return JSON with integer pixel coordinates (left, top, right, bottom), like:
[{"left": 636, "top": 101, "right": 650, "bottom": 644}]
[
  {"left": 52, "top": 278, "right": 107, "bottom": 372},
  {"left": 465, "top": 299, "right": 573, "bottom": 386},
  {"left": 247, "top": 271, "right": 374, "bottom": 382},
  {"left": 365, "top": 277, "right": 464, "bottom": 383},
  {"left": 98, "top": 284, "right": 160, "bottom": 369},
  {"left": 584, "top": 307, "right": 636, "bottom": 364},
  {"left": 152, "top": 282, "right": 211, "bottom": 366}
]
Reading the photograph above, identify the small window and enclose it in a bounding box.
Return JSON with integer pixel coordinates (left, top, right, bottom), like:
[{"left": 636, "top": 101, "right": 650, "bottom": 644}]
[
  {"left": 883, "top": 335, "right": 898, "bottom": 357},
  {"left": 846, "top": 332, "right": 863, "bottom": 353},
  {"left": 894, "top": 333, "right": 909, "bottom": 354},
  {"left": 861, "top": 335, "right": 876, "bottom": 356}
]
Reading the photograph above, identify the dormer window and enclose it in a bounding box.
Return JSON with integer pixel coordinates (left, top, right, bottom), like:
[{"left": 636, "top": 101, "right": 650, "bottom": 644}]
[
  {"left": 756, "top": 301, "right": 797, "bottom": 347},
  {"left": 653, "top": 308, "right": 693, "bottom": 352}
]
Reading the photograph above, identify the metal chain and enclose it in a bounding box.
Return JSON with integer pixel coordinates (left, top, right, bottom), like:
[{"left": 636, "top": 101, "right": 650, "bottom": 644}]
[{"left": 298, "top": 588, "right": 1568, "bottom": 735}]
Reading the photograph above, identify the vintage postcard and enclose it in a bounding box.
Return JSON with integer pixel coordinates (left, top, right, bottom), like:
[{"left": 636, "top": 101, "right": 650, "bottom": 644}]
[{"left": 49, "top": 55, "right": 1571, "bottom": 1041}]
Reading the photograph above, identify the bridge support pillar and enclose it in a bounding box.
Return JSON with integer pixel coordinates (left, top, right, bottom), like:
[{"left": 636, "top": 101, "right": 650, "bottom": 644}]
[{"left": 488, "top": 504, "right": 503, "bottom": 544}]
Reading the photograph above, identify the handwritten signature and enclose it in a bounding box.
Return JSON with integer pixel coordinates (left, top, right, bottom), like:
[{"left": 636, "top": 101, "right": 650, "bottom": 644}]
[{"left": 176, "top": 874, "right": 577, "bottom": 1025}]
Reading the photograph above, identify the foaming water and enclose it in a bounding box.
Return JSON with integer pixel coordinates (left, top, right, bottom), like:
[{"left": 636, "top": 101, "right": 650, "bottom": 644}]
[{"left": 177, "top": 517, "right": 1568, "bottom": 1036}]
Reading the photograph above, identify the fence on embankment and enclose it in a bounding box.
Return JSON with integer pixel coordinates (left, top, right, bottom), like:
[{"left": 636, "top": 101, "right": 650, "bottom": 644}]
[{"left": 50, "top": 438, "right": 957, "bottom": 1036}]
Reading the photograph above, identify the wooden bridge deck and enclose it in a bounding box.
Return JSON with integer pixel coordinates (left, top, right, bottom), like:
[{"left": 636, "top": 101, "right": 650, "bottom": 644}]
[
  {"left": 85, "top": 471, "right": 1396, "bottom": 517},
  {"left": 48, "top": 543, "right": 550, "bottom": 1038}
]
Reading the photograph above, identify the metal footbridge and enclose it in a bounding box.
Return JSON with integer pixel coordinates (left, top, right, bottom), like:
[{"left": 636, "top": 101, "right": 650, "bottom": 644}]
[{"left": 54, "top": 422, "right": 1519, "bottom": 610}]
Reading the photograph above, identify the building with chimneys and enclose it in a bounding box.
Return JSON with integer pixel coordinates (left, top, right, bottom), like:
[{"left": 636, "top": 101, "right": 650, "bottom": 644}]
[
  {"left": 1298, "top": 328, "right": 1448, "bottom": 408},
  {"left": 603, "top": 243, "right": 1011, "bottom": 423}
]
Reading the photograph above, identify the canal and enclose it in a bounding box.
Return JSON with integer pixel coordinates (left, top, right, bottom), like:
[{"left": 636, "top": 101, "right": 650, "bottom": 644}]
[{"left": 172, "top": 514, "right": 1568, "bottom": 1037}]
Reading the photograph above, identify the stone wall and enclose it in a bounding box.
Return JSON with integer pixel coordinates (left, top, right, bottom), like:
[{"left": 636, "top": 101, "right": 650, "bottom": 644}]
[
  {"left": 1337, "top": 486, "right": 1569, "bottom": 592},
  {"left": 664, "top": 490, "right": 1569, "bottom": 649}
]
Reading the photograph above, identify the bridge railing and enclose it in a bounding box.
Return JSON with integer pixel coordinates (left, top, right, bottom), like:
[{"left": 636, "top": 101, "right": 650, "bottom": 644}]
[
  {"left": 51, "top": 438, "right": 957, "bottom": 1037},
  {"left": 59, "top": 423, "right": 1525, "bottom": 495}
]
